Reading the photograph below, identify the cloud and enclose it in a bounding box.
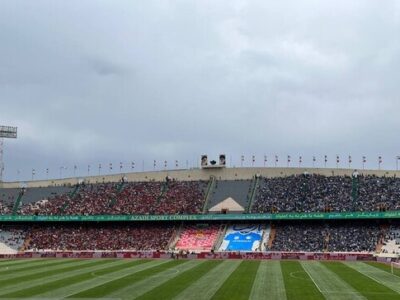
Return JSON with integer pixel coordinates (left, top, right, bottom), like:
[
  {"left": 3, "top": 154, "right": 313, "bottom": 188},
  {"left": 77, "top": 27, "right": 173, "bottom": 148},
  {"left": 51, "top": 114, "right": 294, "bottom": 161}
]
[{"left": 0, "top": 0, "right": 399, "bottom": 180}]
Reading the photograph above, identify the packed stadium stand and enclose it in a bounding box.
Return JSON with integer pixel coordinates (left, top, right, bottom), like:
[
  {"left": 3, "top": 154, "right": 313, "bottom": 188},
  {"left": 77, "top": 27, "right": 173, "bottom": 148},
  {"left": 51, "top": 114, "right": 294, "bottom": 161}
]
[
  {"left": 271, "top": 222, "right": 383, "bottom": 252},
  {"left": 19, "top": 180, "right": 206, "bottom": 215},
  {"left": 23, "top": 224, "right": 175, "bottom": 251},
  {"left": 1, "top": 168, "right": 400, "bottom": 257}
]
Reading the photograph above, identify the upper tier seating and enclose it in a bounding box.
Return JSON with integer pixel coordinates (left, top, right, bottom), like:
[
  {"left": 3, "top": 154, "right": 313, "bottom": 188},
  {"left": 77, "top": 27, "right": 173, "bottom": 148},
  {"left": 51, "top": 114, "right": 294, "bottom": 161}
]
[
  {"left": 19, "top": 180, "right": 206, "bottom": 215},
  {"left": 252, "top": 174, "right": 400, "bottom": 213}
]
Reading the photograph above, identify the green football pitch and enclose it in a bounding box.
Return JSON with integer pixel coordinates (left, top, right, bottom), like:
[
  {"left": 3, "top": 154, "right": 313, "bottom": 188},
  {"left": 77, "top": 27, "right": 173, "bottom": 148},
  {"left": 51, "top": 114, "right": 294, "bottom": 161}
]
[{"left": 0, "top": 259, "right": 400, "bottom": 299}]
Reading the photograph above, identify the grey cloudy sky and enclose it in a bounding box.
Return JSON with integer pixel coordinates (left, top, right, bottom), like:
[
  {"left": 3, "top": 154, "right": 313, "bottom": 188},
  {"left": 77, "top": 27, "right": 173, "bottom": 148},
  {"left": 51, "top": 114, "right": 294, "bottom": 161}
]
[{"left": 1, "top": 0, "right": 400, "bottom": 181}]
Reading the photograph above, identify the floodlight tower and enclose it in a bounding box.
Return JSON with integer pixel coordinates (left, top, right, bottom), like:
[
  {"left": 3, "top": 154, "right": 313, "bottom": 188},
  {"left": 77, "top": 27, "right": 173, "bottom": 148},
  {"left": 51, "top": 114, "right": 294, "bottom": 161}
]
[{"left": 0, "top": 126, "right": 18, "bottom": 182}]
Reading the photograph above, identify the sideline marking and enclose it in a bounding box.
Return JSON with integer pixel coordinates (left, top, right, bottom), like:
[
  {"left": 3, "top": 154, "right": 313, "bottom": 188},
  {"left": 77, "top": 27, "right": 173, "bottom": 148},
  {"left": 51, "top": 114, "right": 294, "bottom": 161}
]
[{"left": 300, "top": 264, "right": 324, "bottom": 294}]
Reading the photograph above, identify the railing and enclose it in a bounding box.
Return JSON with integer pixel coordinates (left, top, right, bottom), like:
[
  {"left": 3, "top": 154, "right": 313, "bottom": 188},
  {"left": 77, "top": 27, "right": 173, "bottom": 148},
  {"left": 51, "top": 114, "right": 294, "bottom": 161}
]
[{"left": 202, "top": 176, "right": 216, "bottom": 214}]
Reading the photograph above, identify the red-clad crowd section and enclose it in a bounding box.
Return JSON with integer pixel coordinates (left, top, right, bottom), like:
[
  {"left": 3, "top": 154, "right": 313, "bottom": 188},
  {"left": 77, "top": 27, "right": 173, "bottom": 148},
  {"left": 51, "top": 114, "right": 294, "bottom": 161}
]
[{"left": 20, "top": 180, "right": 206, "bottom": 215}]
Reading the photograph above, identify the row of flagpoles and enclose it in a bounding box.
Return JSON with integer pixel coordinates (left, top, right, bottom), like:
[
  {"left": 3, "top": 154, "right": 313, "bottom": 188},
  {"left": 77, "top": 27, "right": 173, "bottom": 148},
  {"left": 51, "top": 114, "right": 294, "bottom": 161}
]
[
  {"left": 241, "top": 155, "right": 399, "bottom": 169},
  {"left": 27, "top": 160, "right": 187, "bottom": 180},
  {"left": 23, "top": 155, "right": 400, "bottom": 181}
]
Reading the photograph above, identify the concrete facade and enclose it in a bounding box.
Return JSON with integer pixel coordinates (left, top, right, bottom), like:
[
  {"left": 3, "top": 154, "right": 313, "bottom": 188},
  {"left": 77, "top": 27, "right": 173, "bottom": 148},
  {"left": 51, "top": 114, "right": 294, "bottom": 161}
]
[{"left": 0, "top": 167, "right": 399, "bottom": 189}]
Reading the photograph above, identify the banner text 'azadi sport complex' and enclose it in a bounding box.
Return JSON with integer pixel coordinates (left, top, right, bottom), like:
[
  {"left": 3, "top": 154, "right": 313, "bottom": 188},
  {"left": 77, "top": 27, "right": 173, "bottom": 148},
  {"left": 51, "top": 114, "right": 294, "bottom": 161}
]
[{"left": 1, "top": 211, "right": 400, "bottom": 222}]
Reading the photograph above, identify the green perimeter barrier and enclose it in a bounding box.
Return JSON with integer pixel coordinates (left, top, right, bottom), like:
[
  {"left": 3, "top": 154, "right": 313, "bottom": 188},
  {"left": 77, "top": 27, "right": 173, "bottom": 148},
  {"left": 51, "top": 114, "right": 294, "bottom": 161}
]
[{"left": 1, "top": 211, "right": 400, "bottom": 221}]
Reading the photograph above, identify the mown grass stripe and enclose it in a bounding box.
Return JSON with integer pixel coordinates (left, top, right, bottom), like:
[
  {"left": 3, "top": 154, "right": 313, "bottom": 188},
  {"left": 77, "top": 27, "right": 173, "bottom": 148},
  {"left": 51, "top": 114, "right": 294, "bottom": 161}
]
[
  {"left": 0, "top": 259, "right": 42, "bottom": 267},
  {"left": 365, "top": 262, "right": 400, "bottom": 277},
  {"left": 173, "top": 260, "right": 242, "bottom": 300},
  {"left": 0, "top": 259, "right": 115, "bottom": 296},
  {"left": 301, "top": 261, "right": 365, "bottom": 300},
  {"left": 323, "top": 262, "right": 400, "bottom": 300},
  {"left": 109, "top": 260, "right": 202, "bottom": 300},
  {"left": 250, "top": 261, "right": 287, "bottom": 300},
  {"left": 344, "top": 262, "right": 400, "bottom": 294},
  {"left": 68, "top": 260, "right": 190, "bottom": 299},
  {"left": 281, "top": 261, "right": 324, "bottom": 300},
  {"left": 0, "top": 259, "right": 97, "bottom": 287},
  {"left": 137, "top": 260, "right": 222, "bottom": 300},
  {"left": 0, "top": 258, "right": 66, "bottom": 273},
  {"left": 0, "top": 259, "right": 80, "bottom": 281},
  {"left": 46, "top": 259, "right": 170, "bottom": 299},
  {"left": 1, "top": 259, "right": 143, "bottom": 298},
  {"left": 210, "top": 260, "right": 260, "bottom": 300}
]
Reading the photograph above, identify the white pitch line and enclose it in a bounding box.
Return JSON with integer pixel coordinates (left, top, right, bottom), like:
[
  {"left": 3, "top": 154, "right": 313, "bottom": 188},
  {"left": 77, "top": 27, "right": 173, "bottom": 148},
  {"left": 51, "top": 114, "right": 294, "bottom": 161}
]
[
  {"left": 173, "top": 260, "right": 242, "bottom": 300},
  {"left": 344, "top": 262, "right": 400, "bottom": 294},
  {"left": 301, "top": 261, "right": 365, "bottom": 300},
  {"left": 300, "top": 262, "right": 324, "bottom": 294}
]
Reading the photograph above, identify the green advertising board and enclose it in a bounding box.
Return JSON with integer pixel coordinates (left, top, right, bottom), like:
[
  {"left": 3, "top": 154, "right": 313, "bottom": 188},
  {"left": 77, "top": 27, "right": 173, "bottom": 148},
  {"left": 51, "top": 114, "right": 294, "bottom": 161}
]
[{"left": 0, "top": 211, "right": 400, "bottom": 222}]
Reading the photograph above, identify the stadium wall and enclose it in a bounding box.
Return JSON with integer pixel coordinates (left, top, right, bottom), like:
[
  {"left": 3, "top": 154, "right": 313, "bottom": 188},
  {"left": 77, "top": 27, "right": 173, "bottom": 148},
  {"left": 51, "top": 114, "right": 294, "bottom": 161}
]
[
  {"left": 0, "top": 251, "right": 376, "bottom": 261},
  {"left": 1, "top": 167, "right": 399, "bottom": 189}
]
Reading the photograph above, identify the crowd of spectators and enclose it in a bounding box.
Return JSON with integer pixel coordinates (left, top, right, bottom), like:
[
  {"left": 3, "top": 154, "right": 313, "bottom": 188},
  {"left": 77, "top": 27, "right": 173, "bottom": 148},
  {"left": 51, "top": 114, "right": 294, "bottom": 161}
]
[
  {"left": 0, "top": 192, "right": 16, "bottom": 214},
  {"left": 252, "top": 174, "right": 400, "bottom": 213},
  {"left": 19, "top": 180, "right": 206, "bottom": 215},
  {"left": 25, "top": 224, "right": 175, "bottom": 251},
  {"left": 0, "top": 201, "right": 12, "bottom": 214},
  {"left": 155, "top": 181, "right": 206, "bottom": 214},
  {"left": 271, "top": 222, "right": 382, "bottom": 252},
  {"left": 357, "top": 175, "right": 400, "bottom": 211},
  {"left": 9, "top": 174, "right": 400, "bottom": 215},
  {"left": 0, "top": 226, "right": 26, "bottom": 251}
]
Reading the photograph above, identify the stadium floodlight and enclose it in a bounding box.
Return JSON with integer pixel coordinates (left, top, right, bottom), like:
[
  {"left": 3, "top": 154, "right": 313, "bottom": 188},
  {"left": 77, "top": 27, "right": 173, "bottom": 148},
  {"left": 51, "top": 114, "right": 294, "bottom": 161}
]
[{"left": 0, "top": 126, "right": 18, "bottom": 181}]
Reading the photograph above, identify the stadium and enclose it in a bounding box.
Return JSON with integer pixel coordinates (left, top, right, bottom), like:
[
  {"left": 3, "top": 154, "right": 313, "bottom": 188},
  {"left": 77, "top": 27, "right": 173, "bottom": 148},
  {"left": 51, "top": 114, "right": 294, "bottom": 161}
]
[
  {"left": 2, "top": 0, "right": 400, "bottom": 299},
  {"left": 1, "top": 153, "right": 400, "bottom": 299}
]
